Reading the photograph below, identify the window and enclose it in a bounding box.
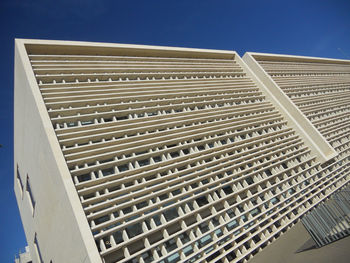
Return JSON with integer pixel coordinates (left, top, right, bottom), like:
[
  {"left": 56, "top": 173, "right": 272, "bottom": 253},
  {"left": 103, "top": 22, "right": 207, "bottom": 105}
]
[
  {"left": 16, "top": 165, "right": 24, "bottom": 196},
  {"left": 34, "top": 234, "right": 43, "bottom": 263},
  {"left": 26, "top": 175, "right": 36, "bottom": 213}
]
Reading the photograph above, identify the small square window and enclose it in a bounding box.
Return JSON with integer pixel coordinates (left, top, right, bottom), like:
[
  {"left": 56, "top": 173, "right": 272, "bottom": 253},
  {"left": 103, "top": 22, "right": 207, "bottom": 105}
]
[
  {"left": 26, "top": 175, "right": 36, "bottom": 214},
  {"left": 16, "top": 165, "right": 24, "bottom": 196},
  {"left": 34, "top": 234, "right": 43, "bottom": 263}
]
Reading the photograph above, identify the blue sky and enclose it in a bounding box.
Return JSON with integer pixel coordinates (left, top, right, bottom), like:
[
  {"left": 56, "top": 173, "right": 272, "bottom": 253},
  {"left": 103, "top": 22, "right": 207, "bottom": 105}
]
[{"left": 0, "top": 0, "right": 349, "bottom": 261}]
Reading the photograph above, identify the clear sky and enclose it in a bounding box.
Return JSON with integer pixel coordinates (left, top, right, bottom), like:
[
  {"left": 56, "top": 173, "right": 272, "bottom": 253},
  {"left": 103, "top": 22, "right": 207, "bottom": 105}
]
[{"left": 0, "top": 0, "right": 349, "bottom": 261}]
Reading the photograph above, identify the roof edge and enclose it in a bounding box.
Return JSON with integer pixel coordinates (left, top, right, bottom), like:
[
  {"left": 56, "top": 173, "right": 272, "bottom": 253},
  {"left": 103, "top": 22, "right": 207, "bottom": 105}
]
[
  {"left": 245, "top": 51, "right": 350, "bottom": 65},
  {"left": 15, "top": 38, "right": 237, "bottom": 59}
]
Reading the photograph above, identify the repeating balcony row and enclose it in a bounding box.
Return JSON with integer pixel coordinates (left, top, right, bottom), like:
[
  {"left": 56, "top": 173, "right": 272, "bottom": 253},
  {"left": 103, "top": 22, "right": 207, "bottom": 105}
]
[
  {"left": 65, "top": 110, "right": 282, "bottom": 166},
  {"left": 82, "top": 134, "right": 303, "bottom": 216},
  {"left": 96, "top": 152, "right": 346, "bottom": 262},
  {"left": 70, "top": 118, "right": 289, "bottom": 181},
  {"left": 40, "top": 80, "right": 256, "bottom": 99},
  {"left": 95, "top": 151, "right": 316, "bottom": 256},
  {"left": 75, "top": 124, "right": 294, "bottom": 201},
  {"left": 97, "top": 152, "right": 322, "bottom": 262},
  {"left": 46, "top": 88, "right": 261, "bottom": 116},
  {"left": 50, "top": 95, "right": 265, "bottom": 129},
  {"left": 54, "top": 100, "right": 270, "bottom": 140},
  {"left": 59, "top": 103, "right": 274, "bottom": 150}
]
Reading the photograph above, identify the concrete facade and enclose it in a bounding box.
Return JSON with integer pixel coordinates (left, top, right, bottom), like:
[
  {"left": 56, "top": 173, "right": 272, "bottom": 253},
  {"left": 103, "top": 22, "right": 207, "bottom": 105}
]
[
  {"left": 14, "top": 39, "right": 102, "bottom": 263},
  {"left": 243, "top": 52, "right": 350, "bottom": 262},
  {"left": 14, "top": 39, "right": 350, "bottom": 263}
]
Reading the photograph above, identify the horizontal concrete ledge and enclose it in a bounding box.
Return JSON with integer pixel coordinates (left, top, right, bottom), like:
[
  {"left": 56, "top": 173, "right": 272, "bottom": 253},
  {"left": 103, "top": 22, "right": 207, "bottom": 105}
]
[
  {"left": 16, "top": 38, "right": 236, "bottom": 60},
  {"left": 246, "top": 51, "right": 350, "bottom": 65},
  {"left": 242, "top": 52, "right": 338, "bottom": 163}
]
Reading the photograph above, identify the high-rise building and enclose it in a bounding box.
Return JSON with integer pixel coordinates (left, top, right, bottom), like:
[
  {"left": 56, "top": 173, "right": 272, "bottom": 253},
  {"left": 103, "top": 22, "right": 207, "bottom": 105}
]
[{"left": 14, "top": 39, "right": 350, "bottom": 263}]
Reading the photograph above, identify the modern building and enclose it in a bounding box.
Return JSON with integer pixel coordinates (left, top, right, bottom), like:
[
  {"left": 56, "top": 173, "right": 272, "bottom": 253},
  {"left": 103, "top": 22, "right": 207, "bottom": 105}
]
[
  {"left": 14, "top": 39, "right": 350, "bottom": 263},
  {"left": 242, "top": 53, "right": 350, "bottom": 263}
]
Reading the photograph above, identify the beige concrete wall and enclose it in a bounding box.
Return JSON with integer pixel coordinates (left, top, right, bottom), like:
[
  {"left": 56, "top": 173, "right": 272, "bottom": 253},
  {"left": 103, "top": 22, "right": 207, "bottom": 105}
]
[
  {"left": 242, "top": 52, "right": 337, "bottom": 163},
  {"left": 243, "top": 51, "right": 350, "bottom": 263},
  {"left": 13, "top": 39, "right": 350, "bottom": 263},
  {"left": 14, "top": 40, "right": 102, "bottom": 263}
]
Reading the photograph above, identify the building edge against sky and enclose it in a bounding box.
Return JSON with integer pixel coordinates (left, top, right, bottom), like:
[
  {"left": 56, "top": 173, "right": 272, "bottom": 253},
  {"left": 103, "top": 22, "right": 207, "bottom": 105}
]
[
  {"left": 242, "top": 51, "right": 350, "bottom": 263},
  {"left": 14, "top": 39, "right": 350, "bottom": 263},
  {"left": 14, "top": 39, "right": 102, "bottom": 263}
]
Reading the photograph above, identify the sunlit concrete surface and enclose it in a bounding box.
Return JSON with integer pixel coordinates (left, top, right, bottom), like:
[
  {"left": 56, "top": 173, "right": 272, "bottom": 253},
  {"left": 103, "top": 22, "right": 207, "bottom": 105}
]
[{"left": 14, "top": 40, "right": 350, "bottom": 263}]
